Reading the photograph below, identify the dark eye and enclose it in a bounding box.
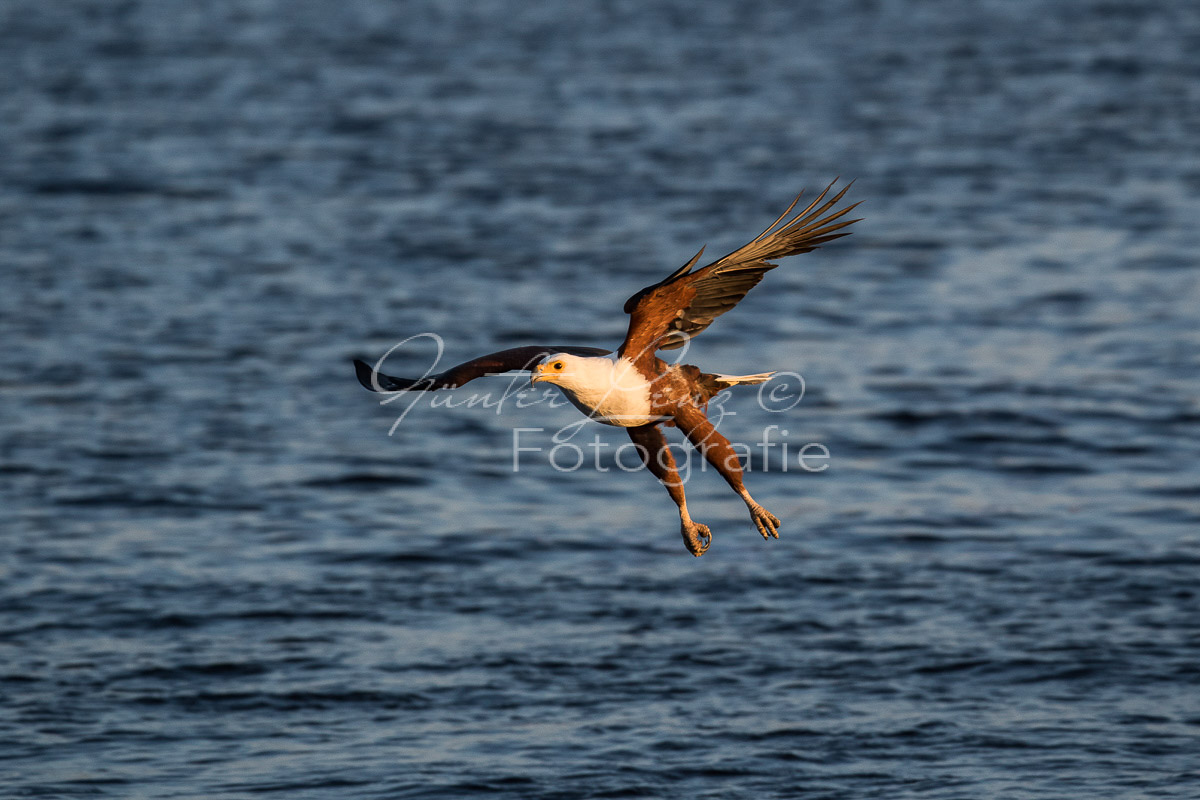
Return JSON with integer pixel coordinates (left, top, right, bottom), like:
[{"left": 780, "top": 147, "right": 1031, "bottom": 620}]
[{"left": 553, "top": 362, "right": 563, "bottom": 370}]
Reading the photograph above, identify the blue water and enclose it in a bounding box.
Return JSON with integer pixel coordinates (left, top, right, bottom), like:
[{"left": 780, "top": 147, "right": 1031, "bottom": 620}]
[{"left": 3, "top": 1, "right": 1200, "bottom": 797}]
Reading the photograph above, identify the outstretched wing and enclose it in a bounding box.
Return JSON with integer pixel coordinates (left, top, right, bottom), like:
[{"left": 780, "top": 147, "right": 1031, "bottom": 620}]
[
  {"left": 354, "top": 345, "right": 611, "bottom": 392},
  {"left": 618, "top": 181, "right": 860, "bottom": 363}
]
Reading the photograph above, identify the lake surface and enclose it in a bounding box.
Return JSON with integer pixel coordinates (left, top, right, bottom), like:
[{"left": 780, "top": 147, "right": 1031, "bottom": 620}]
[{"left": 2, "top": 0, "right": 1199, "bottom": 797}]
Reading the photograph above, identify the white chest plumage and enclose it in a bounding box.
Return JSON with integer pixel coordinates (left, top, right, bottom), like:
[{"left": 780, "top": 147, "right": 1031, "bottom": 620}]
[{"left": 554, "top": 357, "right": 661, "bottom": 427}]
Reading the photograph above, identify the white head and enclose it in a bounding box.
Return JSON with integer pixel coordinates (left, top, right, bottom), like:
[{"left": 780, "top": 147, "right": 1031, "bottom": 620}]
[
  {"left": 529, "top": 353, "right": 656, "bottom": 426},
  {"left": 529, "top": 353, "right": 605, "bottom": 390}
]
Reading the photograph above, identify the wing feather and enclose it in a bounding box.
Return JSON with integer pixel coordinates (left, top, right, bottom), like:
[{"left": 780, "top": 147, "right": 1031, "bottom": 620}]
[
  {"left": 354, "top": 345, "right": 611, "bottom": 392},
  {"left": 618, "top": 180, "right": 860, "bottom": 360}
]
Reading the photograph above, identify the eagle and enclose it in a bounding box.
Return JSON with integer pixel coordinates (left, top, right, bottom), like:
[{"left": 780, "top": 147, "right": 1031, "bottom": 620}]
[{"left": 354, "top": 181, "right": 860, "bottom": 556}]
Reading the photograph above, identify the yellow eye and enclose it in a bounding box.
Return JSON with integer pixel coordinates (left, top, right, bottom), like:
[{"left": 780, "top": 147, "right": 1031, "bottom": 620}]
[{"left": 553, "top": 362, "right": 563, "bottom": 370}]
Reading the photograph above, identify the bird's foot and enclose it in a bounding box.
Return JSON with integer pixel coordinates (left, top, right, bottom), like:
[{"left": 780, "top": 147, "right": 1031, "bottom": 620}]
[
  {"left": 749, "top": 504, "right": 781, "bottom": 540},
  {"left": 681, "top": 520, "right": 712, "bottom": 557}
]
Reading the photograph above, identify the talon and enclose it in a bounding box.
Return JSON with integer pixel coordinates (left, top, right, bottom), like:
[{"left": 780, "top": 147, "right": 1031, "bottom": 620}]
[
  {"left": 682, "top": 521, "right": 712, "bottom": 556},
  {"left": 750, "top": 506, "right": 781, "bottom": 540}
]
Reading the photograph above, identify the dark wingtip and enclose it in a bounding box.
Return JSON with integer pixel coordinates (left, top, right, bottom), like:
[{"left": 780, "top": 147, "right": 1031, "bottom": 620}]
[{"left": 353, "top": 358, "right": 382, "bottom": 392}]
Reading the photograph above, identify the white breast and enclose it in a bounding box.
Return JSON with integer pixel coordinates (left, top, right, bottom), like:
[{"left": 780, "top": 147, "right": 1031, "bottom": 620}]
[{"left": 556, "top": 357, "right": 662, "bottom": 427}]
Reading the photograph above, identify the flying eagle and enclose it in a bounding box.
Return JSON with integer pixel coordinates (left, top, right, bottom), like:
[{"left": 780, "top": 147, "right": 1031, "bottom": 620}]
[{"left": 354, "top": 181, "right": 860, "bottom": 556}]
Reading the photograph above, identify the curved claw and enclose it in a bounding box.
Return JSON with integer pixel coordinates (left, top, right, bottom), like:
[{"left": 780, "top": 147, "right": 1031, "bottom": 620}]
[
  {"left": 750, "top": 505, "right": 781, "bottom": 540},
  {"left": 681, "top": 521, "right": 712, "bottom": 557}
]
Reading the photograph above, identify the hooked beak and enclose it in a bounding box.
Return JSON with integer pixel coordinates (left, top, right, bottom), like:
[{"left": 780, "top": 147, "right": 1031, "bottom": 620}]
[{"left": 530, "top": 364, "right": 544, "bottom": 386}]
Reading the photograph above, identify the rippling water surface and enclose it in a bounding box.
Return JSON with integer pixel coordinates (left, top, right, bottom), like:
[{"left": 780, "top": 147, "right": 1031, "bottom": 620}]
[{"left": 3, "top": 1, "right": 1200, "bottom": 797}]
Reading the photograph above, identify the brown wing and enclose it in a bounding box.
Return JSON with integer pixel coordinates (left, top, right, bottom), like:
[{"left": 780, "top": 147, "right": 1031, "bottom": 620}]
[
  {"left": 618, "top": 181, "right": 861, "bottom": 364},
  {"left": 354, "top": 345, "right": 611, "bottom": 392}
]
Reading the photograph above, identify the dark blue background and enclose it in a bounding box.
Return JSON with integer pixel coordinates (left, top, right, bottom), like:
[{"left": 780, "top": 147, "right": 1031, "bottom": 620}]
[{"left": 2, "top": 1, "right": 1199, "bottom": 797}]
